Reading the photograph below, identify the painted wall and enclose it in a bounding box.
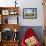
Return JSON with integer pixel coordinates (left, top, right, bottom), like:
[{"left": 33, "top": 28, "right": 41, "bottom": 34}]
[
  {"left": 0, "top": 0, "right": 44, "bottom": 26},
  {"left": 18, "top": 0, "right": 44, "bottom": 26}
]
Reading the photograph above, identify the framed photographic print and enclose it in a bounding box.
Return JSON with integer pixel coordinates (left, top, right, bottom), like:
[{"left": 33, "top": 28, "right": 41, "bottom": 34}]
[
  {"left": 23, "top": 8, "right": 37, "bottom": 19},
  {"left": 9, "top": 10, "right": 17, "bottom": 15},
  {"left": 2, "top": 10, "right": 9, "bottom": 15}
]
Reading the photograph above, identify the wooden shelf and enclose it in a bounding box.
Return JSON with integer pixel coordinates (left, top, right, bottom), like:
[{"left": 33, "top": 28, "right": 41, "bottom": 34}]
[
  {"left": 0, "top": 7, "right": 19, "bottom": 24},
  {"left": 0, "top": 7, "right": 20, "bottom": 46},
  {"left": 0, "top": 24, "right": 20, "bottom": 32},
  {"left": 2, "top": 40, "right": 19, "bottom": 42},
  {"left": 0, "top": 7, "right": 19, "bottom": 10},
  {"left": 0, "top": 7, "right": 19, "bottom": 15},
  {"left": 1, "top": 40, "right": 19, "bottom": 46}
]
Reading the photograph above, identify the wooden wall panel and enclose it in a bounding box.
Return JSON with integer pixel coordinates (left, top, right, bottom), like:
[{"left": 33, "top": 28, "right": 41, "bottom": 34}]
[
  {"left": 43, "top": 0, "right": 46, "bottom": 46},
  {"left": 43, "top": 0, "right": 46, "bottom": 26}
]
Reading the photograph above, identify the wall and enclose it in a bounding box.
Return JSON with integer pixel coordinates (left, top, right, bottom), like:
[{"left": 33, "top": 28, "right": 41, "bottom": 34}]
[
  {"left": 0, "top": 0, "right": 44, "bottom": 26},
  {"left": 18, "top": 0, "right": 44, "bottom": 26}
]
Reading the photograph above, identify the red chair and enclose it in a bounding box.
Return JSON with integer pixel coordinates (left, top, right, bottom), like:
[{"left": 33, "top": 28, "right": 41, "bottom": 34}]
[{"left": 21, "top": 28, "right": 41, "bottom": 46}]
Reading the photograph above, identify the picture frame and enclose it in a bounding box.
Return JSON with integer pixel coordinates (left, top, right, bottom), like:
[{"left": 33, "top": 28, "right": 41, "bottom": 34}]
[
  {"left": 2, "top": 10, "right": 9, "bottom": 15},
  {"left": 23, "top": 8, "right": 37, "bottom": 19},
  {"left": 9, "top": 10, "right": 17, "bottom": 15}
]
